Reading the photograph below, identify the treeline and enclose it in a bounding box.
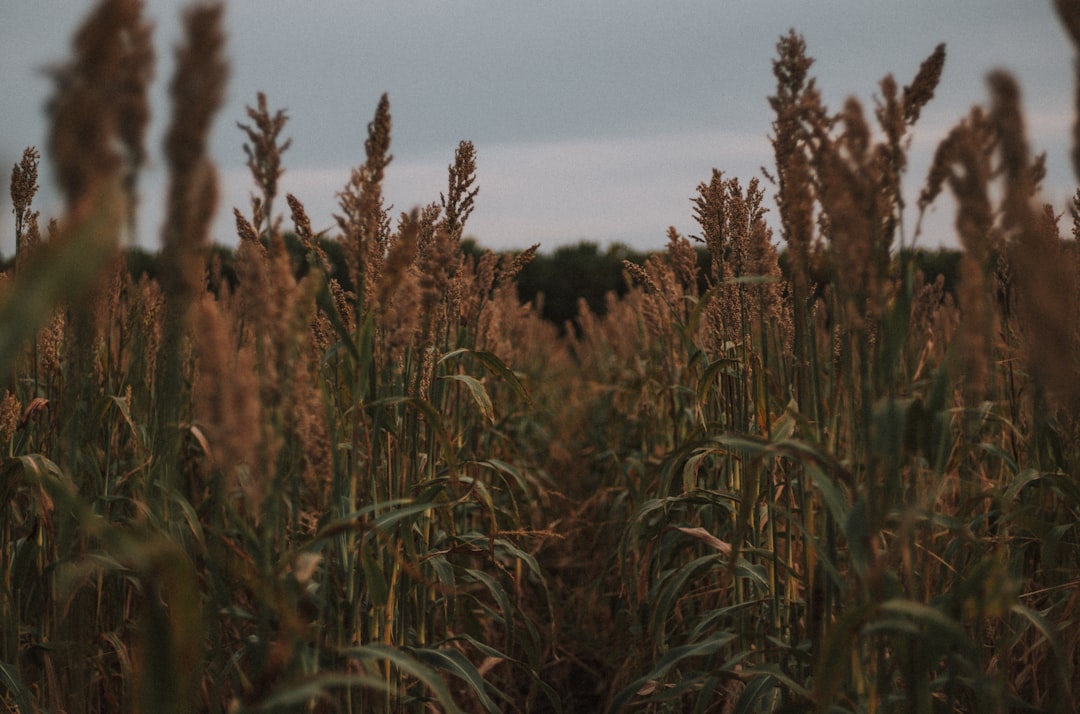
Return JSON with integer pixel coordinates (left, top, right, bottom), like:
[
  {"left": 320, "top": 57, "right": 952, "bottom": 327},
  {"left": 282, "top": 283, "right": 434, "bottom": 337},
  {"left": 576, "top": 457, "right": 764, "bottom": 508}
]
[
  {"left": 513, "top": 240, "right": 963, "bottom": 328},
  {"left": 5, "top": 237, "right": 962, "bottom": 329}
]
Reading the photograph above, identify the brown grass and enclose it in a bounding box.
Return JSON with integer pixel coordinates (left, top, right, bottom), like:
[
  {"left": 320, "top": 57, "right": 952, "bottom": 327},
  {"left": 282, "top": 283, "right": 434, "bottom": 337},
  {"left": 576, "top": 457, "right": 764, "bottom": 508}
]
[{"left": 4, "top": 3, "right": 1080, "bottom": 713}]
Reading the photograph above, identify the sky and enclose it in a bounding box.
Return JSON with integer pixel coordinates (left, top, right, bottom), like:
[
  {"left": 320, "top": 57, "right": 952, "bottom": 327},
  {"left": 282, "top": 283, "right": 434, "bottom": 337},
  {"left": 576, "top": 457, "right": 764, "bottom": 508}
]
[{"left": 1, "top": 1, "right": 1077, "bottom": 257}]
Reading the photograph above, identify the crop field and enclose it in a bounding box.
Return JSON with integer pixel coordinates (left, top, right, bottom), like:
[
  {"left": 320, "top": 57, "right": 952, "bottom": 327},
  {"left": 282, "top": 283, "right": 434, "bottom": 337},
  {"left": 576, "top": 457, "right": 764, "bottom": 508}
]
[{"left": 3, "top": 1, "right": 1080, "bottom": 712}]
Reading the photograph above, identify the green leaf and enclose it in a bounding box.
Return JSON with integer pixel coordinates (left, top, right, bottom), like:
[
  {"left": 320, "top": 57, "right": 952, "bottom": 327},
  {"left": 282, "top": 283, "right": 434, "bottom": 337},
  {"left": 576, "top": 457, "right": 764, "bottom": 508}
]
[
  {"left": 0, "top": 662, "right": 34, "bottom": 714},
  {"left": 256, "top": 672, "right": 393, "bottom": 709},
  {"left": 812, "top": 599, "right": 878, "bottom": 712},
  {"left": 440, "top": 348, "right": 533, "bottom": 408},
  {"left": 104, "top": 393, "right": 144, "bottom": 446},
  {"left": 1010, "top": 603, "right": 1072, "bottom": 702},
  {"left": 412, "top": 646, "right": 504, "bottom": 713},
  {"left": 473, "top": 458, "right": 533, "bottom": 494},
  {"left": 696, "top": 356, "right": 742, "bottom": 407},
  {"left": 370, "top": 396, "right": 457, "bottom": 470},
  {"left": 805, "top": 460, "right": 853, "bottom": 527},
  {"left": 845, "top": 495, "right": 871, "bottom": 576},
  {"left": 442, "top": 373, "right": 495, "bottom": 424},
  {"left": 341, "top": 643, "right": 464, "bottom": 713},
  {"left": 1004, "top": 468, "right": 1042, "bottom": 500},
  {"left": 876, "top": 598, "right": 974, "bottom": 656},
  {"left": 733, "top": 559, "right": 770, "bottom": 593},
  {"left": 362, "top": 541, "right": 390, "bottom": 607},
  {"left": 731, "top": 673, "right": 778, "bottom": 714},
  {"left": 446, "top": 633, "right": 564, "bottom": 714},
  {"left": 371, "top": 501, "right": 436, "bottom": 532},
  {"left": 650, "top": 553, "right": 727, "bottom": 642},
  {"left": 608, "top": 632, "right": 738, "bottom": 712},
  {"left": 127, "top": 537, "right": 203, "bottom": 714}
]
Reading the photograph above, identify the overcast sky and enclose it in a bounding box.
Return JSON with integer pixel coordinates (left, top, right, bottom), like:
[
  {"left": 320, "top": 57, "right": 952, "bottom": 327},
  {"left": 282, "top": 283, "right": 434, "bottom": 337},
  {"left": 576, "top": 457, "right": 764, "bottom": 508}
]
[{"left": 1, "top": 1, "right": 1076, "bottom": 256}]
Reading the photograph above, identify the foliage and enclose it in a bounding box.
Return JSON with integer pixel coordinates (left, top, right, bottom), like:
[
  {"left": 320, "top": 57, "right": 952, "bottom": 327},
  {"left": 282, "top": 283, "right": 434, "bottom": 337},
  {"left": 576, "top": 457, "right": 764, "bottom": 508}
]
[
  {"left": 0, "top": 2, "right": 556, "bottom": 711},
  {"left": 3, "top": 2, "right": 1080, "bottom": 713}
]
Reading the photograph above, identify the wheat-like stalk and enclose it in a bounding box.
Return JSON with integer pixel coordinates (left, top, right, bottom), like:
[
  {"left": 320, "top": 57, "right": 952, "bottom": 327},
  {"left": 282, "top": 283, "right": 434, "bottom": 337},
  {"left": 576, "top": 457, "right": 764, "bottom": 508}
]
[{"left": 4, "top": 4, "right": 1080, "bottom": 713}]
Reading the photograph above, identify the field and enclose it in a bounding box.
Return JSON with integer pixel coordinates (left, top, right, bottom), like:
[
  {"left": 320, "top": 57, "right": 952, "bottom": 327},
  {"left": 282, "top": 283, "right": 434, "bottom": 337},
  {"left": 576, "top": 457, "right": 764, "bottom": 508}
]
[{"left": 3, "top": 1, "right": 1080, "bottom": 712}]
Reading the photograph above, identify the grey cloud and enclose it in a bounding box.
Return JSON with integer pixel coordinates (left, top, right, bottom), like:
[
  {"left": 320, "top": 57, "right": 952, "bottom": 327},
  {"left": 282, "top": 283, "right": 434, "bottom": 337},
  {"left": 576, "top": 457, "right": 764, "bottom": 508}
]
[{"left": 0, "top": 0, "right": 1075, "bottom": 255}]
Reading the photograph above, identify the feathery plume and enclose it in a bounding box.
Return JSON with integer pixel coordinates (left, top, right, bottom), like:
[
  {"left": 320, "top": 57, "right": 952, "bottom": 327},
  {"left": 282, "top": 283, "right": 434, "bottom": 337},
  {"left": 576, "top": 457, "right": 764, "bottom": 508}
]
[
  {"left": 238, "top": 92, "right": 292, "bottom": 234},
  {"left": 160, "top": 1, "right": 227, "bottom": 306},
  {"left": 991, "top": 71, "right": 1080, "bottom": 413},
  {"left": 901, "top": 43, "right": 946, "bottom": 125},
  {"left": 769, "top": 31, "right": 825, "bottom": 297},
  {"left": 336, "top": 94, "right": 393, "bottom": 309},
  {"left": 666, "top": 228, "right": 698, "bottom": 290},
  {"left": 692, "top": 169, "right": 729, "bottom": 283},
  {"left": 499, "top": 243, "right": 540, "bottom": 285},
  {"left": 442, "top": 140, "right": 479, "bottom": 241},
  {"left": 1054, "top": 0, "right": 1080, "bottom": 182},
  {"left": 193, "top": 296, "right": 262, "bottom": 517},
  {"left": 48, "top": 0, "right": 150, "bottom": 208},
  {"left": 10, "top": 147, "right": 41, "bottom": 269},
  {"left": 0, "top": 391, "right": 21, "bottom": 445},
  {"left": 154, "top": 1, "right": 227, "bottom": 477},
  {"left": 114, "top": 1, "right": 154, "bottom": 233},
  {"left": 376, "top": 210, "right": 420, "bottom": 313}
]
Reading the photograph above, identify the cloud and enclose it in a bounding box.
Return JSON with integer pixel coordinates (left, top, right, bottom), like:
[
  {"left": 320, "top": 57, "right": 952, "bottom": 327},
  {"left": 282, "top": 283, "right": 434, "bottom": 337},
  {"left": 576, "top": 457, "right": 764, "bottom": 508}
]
[
  {"left": 4, "top": 0, "right": 1074, "bottom": 258},
  {"left": 165, "top": 104, "right": 1079, "bottom": 256}
]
